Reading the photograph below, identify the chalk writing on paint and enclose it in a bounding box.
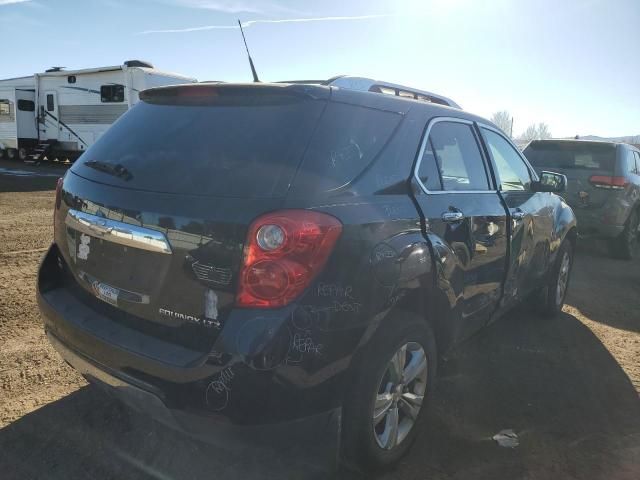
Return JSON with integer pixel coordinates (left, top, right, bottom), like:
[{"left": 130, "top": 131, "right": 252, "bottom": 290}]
[
  {"left": 371, "top": 243, "right": 397, "bottom": 263},
  {"left": 382, "top": 204, "right": 401, "bottom": 218},
  {"left": 205, "top": 367, "right": 234, "bottom": 411},
  {"left": 292, "top": 333, "right": 323, "bottom": 355},
  {"left": 286, "top": 328, "right": 323, "bottom": 365},
  {"left": 316, "top": 283, "right": 354, "bottom": 299}
]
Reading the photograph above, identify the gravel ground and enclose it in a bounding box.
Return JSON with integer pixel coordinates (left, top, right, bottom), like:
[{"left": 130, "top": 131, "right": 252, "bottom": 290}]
[{"left": 0, "top": 169, "right": 638, "bottom": 479}]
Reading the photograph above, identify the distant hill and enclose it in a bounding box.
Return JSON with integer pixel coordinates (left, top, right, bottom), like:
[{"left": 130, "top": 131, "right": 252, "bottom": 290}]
[{"left": 575, "top": 134, "right": 640, "bottom": 144}]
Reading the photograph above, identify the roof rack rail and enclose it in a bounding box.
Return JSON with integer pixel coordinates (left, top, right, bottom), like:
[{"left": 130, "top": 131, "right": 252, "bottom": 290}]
[{"left": 324, "top": 76, "right": 460, "bottom": 109}]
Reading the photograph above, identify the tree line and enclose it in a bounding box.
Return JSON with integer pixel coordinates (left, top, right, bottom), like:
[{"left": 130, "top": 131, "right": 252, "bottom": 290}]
[{"left": 490, "top": 111, "right": 551, "bottom": 142}]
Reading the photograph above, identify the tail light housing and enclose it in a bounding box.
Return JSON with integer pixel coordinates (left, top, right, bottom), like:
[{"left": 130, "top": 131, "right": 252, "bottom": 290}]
[
  {"left": 236, "top": 210, "right": 342, "bottom": 308},
  {"left": 589, "top": 175, "right": 629, "bottom": 190}
]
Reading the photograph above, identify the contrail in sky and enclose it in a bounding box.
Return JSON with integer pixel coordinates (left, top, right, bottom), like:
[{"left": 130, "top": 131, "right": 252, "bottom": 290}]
[{"left": 136, "top": 14, "right": 392, "bottom": 35}]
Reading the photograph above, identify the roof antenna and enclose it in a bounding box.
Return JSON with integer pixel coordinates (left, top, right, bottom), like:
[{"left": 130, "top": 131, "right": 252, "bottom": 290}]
[{"left": 237, "top": 19, "right": 260, "bottom": 82}]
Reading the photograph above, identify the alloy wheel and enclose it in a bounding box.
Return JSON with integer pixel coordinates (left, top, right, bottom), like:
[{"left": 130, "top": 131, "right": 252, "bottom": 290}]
[{"left": 372, "top": 342, "right": 428, "bottom": 450}]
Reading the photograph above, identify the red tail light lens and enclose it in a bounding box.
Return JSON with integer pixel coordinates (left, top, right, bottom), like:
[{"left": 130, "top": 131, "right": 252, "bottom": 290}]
[
  {"left": 236, "top": 210, "right": 342, "bottom": 308},
  {"left": 589, "top": 175, "right": 629, "bottom": 189}
]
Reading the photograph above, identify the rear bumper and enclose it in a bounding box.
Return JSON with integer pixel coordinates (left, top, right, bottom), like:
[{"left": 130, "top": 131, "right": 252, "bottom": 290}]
[
  {"left": 572, "top": 207, "right": 626, "bottom": 238},
  {"left": 37, "top": 244, "right": 344, "bottom": 471},
  {"left": 46, "top": 331, "right": 341, "bottom": 474}
]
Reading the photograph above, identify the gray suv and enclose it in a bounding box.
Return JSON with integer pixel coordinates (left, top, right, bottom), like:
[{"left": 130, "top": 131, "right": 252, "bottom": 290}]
[{"left": 524, "top": 140, "right": 640, "bottom": 259}]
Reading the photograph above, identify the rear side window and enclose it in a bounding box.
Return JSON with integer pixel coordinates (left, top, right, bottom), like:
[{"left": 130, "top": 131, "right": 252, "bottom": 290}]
[
  {"left": 482, "top": 128, "right": 531, "bottom": 191},
  {"left": 634, "top": 151, "right": 640, "bottom": 174},
  {"left": 624, "top": 149, "right": 637, "bottom": 174},
  {"left": 524, "top": 141, "right": 616, "bottom": 172},
  {"left": 424, "top": 121, "right": 489, "bottom": 191},
  {"left": 292, "top": 103, "right": 402, "bottom": 192}
]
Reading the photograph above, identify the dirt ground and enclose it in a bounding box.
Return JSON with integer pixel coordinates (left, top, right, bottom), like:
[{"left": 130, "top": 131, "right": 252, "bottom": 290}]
[{"left": 0, "top": 163, "right": 638, "bottom": 479}]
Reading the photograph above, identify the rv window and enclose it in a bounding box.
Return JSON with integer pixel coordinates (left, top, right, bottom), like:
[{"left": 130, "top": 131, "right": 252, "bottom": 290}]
[
  {"left": 18, "top": 99, "right": 35, "bottom": 112},
  {"left": 101, "top": 85, "right": 125, "bottom": 103},
  {"left": 46, "top": 94, "right": 54, "bottom": 112},
  {"left": 0, "top": 100, "right": 9, "bottom": 116}
]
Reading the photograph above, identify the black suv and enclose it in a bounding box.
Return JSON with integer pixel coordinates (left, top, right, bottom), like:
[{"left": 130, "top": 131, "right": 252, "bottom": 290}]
[{"left": 38, "top": 82, "right": 576, "bottom": 472}]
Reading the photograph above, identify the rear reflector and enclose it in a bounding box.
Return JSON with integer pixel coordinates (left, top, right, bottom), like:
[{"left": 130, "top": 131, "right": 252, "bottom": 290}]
[
  {"left": 589, "top": 175, "right": 629, "bottom": 189},
  {"left": 236, "top": 210, "right": 342, "bottom": 308}
]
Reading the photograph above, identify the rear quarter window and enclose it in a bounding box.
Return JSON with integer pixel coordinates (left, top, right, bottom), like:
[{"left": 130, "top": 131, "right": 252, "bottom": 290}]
[{"left": 290, "top": 102, "right": 402, "bottom": 193}]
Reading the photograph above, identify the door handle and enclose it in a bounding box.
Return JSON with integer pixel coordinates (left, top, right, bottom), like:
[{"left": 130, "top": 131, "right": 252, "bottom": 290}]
[
  {"left": 511, "top": 209, "right": 526, "bottom": 221},
  {"left": 442, "top": 211, "right": 465, "bottom": 223}
]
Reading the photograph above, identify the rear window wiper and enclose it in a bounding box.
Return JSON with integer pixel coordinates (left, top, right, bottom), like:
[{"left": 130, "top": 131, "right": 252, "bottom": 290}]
[{"left": 84, "top": 160, "right": 133, "bottom": 181}]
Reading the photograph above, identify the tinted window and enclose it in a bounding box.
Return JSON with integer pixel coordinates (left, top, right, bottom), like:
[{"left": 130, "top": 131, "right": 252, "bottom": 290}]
[
  {"left": 624, "top": 149, "right": 637, "bottom": 174},
  {"left": 17, "top": 99, "right": 35, "bottom": 112},
  {"left": 483, "top": 129, "right": 531, "bottom": 191},
  {"left": 524, "top": 141, "right": 616, "bottom": 172},
  {"left": 0, "top": 100, "right": 9, "bottom": 116},
  {"left": 428, "top": 121, "right": 489, "bottom": 191},
  {"left": 634, "top": 151, "right": 640, "bottom": 174},
  {"left": 101, "top": 84, "right": 125, "bottom": 103},
  {"left": 292, "top": 102, "right": 401, "bottom": 192},
  {"left": 417, "top": 139, "right": 443, "bottom": 190},
  {"left": 74, "top": 96, "right": 329, "bottom": 198},
  {"left": 46, "top": 94, "right": 54, "bottom": 112}
]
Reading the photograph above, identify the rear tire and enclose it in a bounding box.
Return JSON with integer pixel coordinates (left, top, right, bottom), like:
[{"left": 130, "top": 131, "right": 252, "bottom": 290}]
[
  {"left": 341, "top": 312, "right": 437, "bottom": 472},
  {"left": 18, "top": 147, "right": 28, "bottom": 161},
  {"left": 6, "top": 148, "right": 17, "bottom": 160},
  {"left": 609, "top": 210, "right": 639, "bottom": 260},
  {"left": 536, "top": 240, "right": 573, "bottom": 317}
]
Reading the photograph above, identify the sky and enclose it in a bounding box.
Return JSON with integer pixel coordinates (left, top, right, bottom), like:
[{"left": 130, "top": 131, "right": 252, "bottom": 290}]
[{"left": 1, "top": 0, "right": 638, "bottom": 138}]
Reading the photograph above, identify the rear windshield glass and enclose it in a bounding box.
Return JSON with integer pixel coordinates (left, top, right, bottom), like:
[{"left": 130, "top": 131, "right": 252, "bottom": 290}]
[
  {"left": 72, "top": 97, "right": 325, "bottom": 198},
  {"left": 524, "top": 141, "right": 616, "bottom": 171}
]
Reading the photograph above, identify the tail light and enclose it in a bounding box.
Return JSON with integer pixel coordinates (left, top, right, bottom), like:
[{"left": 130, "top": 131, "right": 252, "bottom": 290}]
[
  {"left": 236, "top": 210, "right": 342, "bottom": 308},
  {"left": 589, "top": 175, "right": 629, "bottom": 190}
]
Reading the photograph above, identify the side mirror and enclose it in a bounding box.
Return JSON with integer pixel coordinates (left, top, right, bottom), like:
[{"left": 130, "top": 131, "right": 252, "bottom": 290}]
[{"left": 532, "top": 171, "right": 567, "bottom": 193}]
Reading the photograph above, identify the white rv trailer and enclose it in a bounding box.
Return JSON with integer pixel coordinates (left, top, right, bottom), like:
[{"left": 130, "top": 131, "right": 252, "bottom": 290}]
[
  {"left": 4, "top": 60, "right": 196, "bottom": 162},
  {"left": 0, "top": 76, "right": 38, "bottom": 160}
]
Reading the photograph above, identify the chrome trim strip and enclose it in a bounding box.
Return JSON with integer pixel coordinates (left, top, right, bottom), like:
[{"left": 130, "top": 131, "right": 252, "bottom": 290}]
[
  {"left": 65, "top": 209, "right": 172, "bottom": 254},
  {"left": 413, "top": 117, "right": 498, "bottom": 195}
]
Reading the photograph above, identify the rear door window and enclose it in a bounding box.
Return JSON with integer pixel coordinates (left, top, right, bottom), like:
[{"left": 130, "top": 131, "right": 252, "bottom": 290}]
[
  {"left": 424, "top": 121, "right": 490, "bottom": 191},
  {"left": 482, "top": 128, "right": 531, "bottom": 191},
  {"left": 417, "top": 140, "right": 443, "bottom": 190}
]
